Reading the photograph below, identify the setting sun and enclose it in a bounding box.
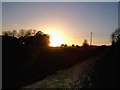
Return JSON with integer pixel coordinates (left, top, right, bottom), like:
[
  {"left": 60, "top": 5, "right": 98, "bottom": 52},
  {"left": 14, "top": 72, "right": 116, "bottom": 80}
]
[{"left": 49, "top": 32, "right": 64, "bottom": 47}]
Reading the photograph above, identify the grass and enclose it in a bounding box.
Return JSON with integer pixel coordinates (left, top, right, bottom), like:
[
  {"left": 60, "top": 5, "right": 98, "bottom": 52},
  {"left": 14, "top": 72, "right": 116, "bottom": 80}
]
[{"left": 3, "top": 45, "right": 110, "bottom": 89}]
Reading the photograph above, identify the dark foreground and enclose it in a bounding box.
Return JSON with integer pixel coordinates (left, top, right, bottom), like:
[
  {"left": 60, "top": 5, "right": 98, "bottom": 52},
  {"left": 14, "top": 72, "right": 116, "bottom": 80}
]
[
  {"left": 90, "top": 46, "right": 119, "bottom": 88},
  {"left": 2, "top": 44, "right": 119, "bottom": 89},
  {"left": 23, "top": 46, "right": 119, "bottom": 88}
]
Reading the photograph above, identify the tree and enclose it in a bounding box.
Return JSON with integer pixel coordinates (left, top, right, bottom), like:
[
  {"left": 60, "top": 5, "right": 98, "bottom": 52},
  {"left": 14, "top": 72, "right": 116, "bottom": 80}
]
[
  {"left": 35, "top": 31, "right": 44, "bottom": 36},
  {"left": 2, "top": 31, "right": 9, "bottom": 36},
  {"left": 82, "top": 39, "right": 89, "bottom": 48},
  {"left": 2, "top": 31, "right": 12, "bottom": 36},
  {"left": 2, "top": 29, "right": 50, "bottom": 46},
  {"left": 12, "top": 30, "right": 18, "bottom": 37},
  {"left": 18, "top": 29, "right": 26, "bottom": 38},
  {"left": 111, "top": 28, "right": 120, "bottom": 46},
  {"left": 72, "top": 44, "right": 75, "bottom": 47},
  {"left": 24, "top": 31, "right": 50, "bottom": 46},
  {"left": 76, "top": 45, "right": 80, "bottom": 48},
  {"left": 61, "top": 44, "right": 64, "bottom": 47},
  {"left": 24, "top": 29, "right": 33, "bottom": 37},
  {"left": 64, "top": 44, "right": 67, "bottom": 47}
]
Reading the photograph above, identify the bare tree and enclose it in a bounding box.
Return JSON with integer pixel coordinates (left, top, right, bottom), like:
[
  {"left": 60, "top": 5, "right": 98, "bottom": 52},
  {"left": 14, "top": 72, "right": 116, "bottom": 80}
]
[
  {"left": 2, "top": 31, "right": 8, "bottom": 36},
  {"left": 18, "top": 29, "right": 26, "bottom": 38},
  {"left": 12, "top": 30, "right": 18, "bottom": 37},
  {"left": 24, "top": 29, "right": 32, "bottom": 37},
  {"left": 111, "top": 28, "right": 120, "bottom": 45},
  {"left": 2, "top": 30, "right": 14, "bottom": 36}
]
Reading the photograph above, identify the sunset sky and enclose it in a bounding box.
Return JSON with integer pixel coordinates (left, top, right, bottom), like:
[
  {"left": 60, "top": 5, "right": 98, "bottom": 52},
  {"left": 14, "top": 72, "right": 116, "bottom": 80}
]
[{"left": 2, "top": 2, "right": 118, "bottom": 46}]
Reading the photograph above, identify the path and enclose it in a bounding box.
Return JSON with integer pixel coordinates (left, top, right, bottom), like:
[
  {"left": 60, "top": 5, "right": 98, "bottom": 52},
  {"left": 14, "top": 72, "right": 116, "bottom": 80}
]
[{"left": 22, "top": 51, "right": 106, "bottom": 88}]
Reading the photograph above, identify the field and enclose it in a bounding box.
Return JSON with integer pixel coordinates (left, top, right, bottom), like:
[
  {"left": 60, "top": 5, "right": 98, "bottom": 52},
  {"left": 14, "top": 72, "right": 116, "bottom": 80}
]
[{"left": 3, "top": 44, "right": 119, "bottom": 89}]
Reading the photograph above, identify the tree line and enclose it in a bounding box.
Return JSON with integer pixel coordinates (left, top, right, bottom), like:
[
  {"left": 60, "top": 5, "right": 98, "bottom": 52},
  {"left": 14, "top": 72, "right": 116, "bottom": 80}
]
[
  {"left": 2, "top": 28, "right": 120, "bottom": 47},
  {"left": 2, "top": 29, "right": 50, "bottom": 47}
]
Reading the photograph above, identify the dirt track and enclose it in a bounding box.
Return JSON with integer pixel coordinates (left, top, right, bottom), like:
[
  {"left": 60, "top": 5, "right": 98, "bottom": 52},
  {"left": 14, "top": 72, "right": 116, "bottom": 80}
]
[{"left": 23, "top": 50, "right": 106, "bottom": 88}]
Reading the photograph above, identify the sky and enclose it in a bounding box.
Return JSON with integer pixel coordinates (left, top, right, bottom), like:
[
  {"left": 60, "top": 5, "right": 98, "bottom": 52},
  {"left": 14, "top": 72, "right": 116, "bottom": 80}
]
[{"left": 2, "top": 2, "right": 118, "bottom": 46}]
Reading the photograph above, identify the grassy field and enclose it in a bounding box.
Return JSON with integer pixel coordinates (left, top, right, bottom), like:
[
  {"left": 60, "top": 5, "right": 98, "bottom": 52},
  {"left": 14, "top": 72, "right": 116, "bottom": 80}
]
[
  {"left": 3, "top": 45, "right": 119, "bottom": 89},
  {"left": 23, "top": 53, "right": 104, "bottom": 88}
]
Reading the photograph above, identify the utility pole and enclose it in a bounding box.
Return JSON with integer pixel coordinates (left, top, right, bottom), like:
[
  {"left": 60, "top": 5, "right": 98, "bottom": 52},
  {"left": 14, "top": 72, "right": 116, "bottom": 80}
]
[{"left": 90, "top": 32, "right": 92, "bottom": 46}]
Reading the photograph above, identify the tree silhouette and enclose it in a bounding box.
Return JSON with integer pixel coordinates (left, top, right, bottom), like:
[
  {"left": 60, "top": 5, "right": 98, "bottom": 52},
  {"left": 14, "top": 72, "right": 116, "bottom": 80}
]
[
  {"left": 35, "top": 31, "right": 44, "bottom": 36},
  {"left": 61, "top": 44, "right": 64, "bottom": 47},
  {"left": 111, "top": 28, "right": 120, "bottom": 46},
  {"left": 24, "top": 29, "right": 33, "bottom": 37},
  {"left": 64, "top": 44, "right": 67, "bottom": 47},
  {"left": 18, "top": 29, "right": 26, "bottom": 38},
  {"left": 76, "top": 45, "right": 80, "bottom": 48},
  {"left": 24, "top": 31, "right": 50, "bottom": 46},
  {"left": 12, "top": 30, "right": 18, "bottom": 37},
  {"left": 72, "top": 44, "right": 75, "bottom": 47},
  {"left": 2, "top": 31, "right": 13, "bottom": 36},
  {"left": 2, "top": 31, "right": 9, "bottom": 36},
  {"left": 2, "top": 29, "right": 50, "bottom": 46},
  {"left": 82, "top": 39, "right": 89, "bottom": 48},
  {"left": 2, "top": 30, "right": 18, "bottom": 37}
]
